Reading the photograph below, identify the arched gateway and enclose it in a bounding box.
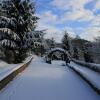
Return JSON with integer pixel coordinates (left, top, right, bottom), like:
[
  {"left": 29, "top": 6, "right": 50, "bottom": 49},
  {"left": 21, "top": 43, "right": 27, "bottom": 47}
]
[{"left": 45, "top": 48, "right": 71, "bottom": 64}]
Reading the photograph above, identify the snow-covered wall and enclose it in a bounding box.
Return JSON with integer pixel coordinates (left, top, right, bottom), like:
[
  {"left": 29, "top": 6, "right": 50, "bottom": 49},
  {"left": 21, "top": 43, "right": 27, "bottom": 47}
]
[
  {"left": 73, "top": 59, "right": 100, "bottom": 73},
  {"left": 67, "top": 63, "right": 100, "bottom": 95}
]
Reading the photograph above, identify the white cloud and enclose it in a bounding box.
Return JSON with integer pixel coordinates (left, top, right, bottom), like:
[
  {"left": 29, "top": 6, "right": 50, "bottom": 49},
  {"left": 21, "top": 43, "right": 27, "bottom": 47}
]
[
  {"left": 80, "top": 13, "right": 100, "bottom": 41},
  {"left": 36, "top": 0, "right": 100, "bottom": 42},
  {"left": 62, "top": 9, "right": 94, "bottom": 22},
  {"left": 36, "top": 21, "right": 62, "bottom": 42},
  {"left": 37, "top": 11, "right": 58, "bottom": 25},
  {"left": 94, "top": 0, "right": 100, "bottom": 11},
  {"left": 37, "top": 21, "right": 76, "bottom": 43},
  {"left": 36, "top": 11, "right": 63, "bottom": 42},
  {"left": 80, "top": 27, "right": 100, "bottom": 41},
  {"left": 51, "top": 0, "right": 94, "bottom": 22},
  {"left": 91, "top": 15, "right": 100, "bottom": 27},
  {"left": 51, "top": 0, "right": 92, "bottom": 10}
]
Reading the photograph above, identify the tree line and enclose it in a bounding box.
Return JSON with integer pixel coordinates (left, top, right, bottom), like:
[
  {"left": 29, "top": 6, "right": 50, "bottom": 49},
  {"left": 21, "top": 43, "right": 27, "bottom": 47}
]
[
  {"left": 0, "top": 0, "right": 39, "bottom": 63},
  {"left": 0, "top": 0, "right": 100, "bottom": 64},
  {"left": 61, "top": 31, "right": 100, "bottom": 64}
]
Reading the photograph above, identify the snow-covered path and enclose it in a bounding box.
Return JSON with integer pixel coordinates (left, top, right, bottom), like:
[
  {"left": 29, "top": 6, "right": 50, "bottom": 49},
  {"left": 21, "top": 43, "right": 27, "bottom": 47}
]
[{"left": 0, "top": 57, "right": 100, "bottom": 100}]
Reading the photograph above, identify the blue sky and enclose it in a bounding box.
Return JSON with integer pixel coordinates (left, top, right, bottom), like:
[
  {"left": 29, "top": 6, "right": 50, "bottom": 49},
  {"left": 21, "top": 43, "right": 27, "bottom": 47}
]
[{"left": 35, "top": 0, "right": 100, "bottom": 42}]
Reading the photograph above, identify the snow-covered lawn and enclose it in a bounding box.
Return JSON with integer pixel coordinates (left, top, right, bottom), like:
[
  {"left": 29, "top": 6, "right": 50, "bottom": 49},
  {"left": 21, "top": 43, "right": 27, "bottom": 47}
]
[
  {"left": 0, "top": 56, "right": 33, "bottom": 81},
  {"left": 0, "top": 60, "right": 20, "bottom": 77},
  {"left": 0, "top": 61, "right": 16, "bottom": 73},
  {"left": 0, "top": 57, "right": 99, "bottom": 100}
]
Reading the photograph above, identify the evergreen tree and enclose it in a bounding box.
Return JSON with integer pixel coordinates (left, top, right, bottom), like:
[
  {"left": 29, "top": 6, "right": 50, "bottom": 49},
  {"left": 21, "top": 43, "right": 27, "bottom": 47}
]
[
  {"left": 0, "top": 0, "right": 38, "bottom": 63},
  {"left": 84, "top": 51, "right": 93, "bottom": 63},
  {"left": 73, "top": 47, "right": 79, "bottom": 59},
  {"left": 45, "top": 38, "right": 55, "bottom": 50},
  {"left": 32, "top": 30, "right": 46, "bottom": 56},
  {"left": 50, "top": 38, "right": 55, "bottom": 49},
  {"left": 62, "top": 31, "right": 70, "bottom": 51}
]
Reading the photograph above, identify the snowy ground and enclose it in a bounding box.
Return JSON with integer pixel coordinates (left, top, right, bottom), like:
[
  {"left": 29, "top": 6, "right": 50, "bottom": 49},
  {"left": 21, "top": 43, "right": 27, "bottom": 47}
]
[
  {"left": 0, "top": 57, "right": 100, "bottom": 100},
  {"left": 0, "top": 56, "right": 33, "bottom": 73},
  {"left": 0, "top": 60, "right": 20, "bottom": 78},
  {"left": 0, "top": 61, "right": 17, "bottom": 73}
]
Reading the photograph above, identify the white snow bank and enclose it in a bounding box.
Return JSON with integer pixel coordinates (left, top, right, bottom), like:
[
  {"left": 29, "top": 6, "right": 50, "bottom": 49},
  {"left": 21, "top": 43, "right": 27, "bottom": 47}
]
[
  {"left": 0, "top": 60, "right": 20, "bottom": 75},
  {"left": 73, "top": 59, "right": 100, "bottom": 73},
  {"left": 47, "top": 47, "right": 70, "bottom": 56},
  {"left": 68, "top": 62, "right": 100, "bottom": 94},
  {"left": 0, "top": 56, "right": 33, "bottom": 81}
]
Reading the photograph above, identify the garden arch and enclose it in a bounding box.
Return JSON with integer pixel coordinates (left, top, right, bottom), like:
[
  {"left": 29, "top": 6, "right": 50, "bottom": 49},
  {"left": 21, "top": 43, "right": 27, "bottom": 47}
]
[{"left": 45, "top": 48, "right": 71, "bottom": 64}]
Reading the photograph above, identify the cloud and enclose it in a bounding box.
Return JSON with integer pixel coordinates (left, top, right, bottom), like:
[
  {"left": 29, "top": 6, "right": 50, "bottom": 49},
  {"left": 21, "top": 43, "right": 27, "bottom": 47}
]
[
  {"left": 36, "top": 21, "right": 62, "bottom": 42},
  {"left": 94, "top": 0, "right": 100, "bottom": 11},
  {"left": 51, "top": 0, "right": 94, "bottom": 22},
  {"left": 36, "top": 0, "right": 100, "bottom": 42},
  {"left": 91, "top": 15, "right": 100, "bottom": 27},
  {"left": 37, "top": 11, "right": 58, "bottom": 25},
  {"left": 51, "top": 0, "right": 92, "bottom": 10},
  {"left": 37, "top": 20, "right": 76, "bottom": 43},
  {"left": 62, "top": 9, "right": 94, "bottom": 22},
  {"left": 79, "top": 13, "right": 100, "bottom": 41},
  {"left": 80, "top": 27, "right": 100, "bottom": 41}
]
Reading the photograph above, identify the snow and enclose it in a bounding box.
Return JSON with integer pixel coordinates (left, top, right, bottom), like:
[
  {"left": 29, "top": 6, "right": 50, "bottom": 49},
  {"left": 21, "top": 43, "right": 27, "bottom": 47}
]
[
  {"left": 0, "top": 39, "right": 18, "bottom": 48},
  {"left": 0, "top": 60, "right": 18, "bottom": 73},
  {"left": 0, "top": 28, "right": 20, "bottom": 41},
  {"left": 44, "top": 47, "right": 71, "bottom": 61},
  {"left": 0, "top": 60, "right": 21, "bottom": 81},
  {"left": 0, "top": 56, "right": 33, "bottom": 81},
  {"left": 0, "top": 16, "right": 16, "bottom": 28},
  {"left": 73, "top": 59, "right": 100, "bottom": 72},
  {"left": 69, "top": 62, "right": 100, "bottom": 90},
  {"left": 0, "top": 28, "right": 20, "bottom": 48},
  {"left": 47, "top": 47, "right": 69, "bottom": 56},
  {"left": 0, "top": 57, "right": 99, "bottom": 100}
]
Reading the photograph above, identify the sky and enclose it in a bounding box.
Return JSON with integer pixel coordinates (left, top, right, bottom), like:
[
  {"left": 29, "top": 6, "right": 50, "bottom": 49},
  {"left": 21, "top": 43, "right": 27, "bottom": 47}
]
[{"left": 35, "top": 0, "right": 100, "bottom": 43}]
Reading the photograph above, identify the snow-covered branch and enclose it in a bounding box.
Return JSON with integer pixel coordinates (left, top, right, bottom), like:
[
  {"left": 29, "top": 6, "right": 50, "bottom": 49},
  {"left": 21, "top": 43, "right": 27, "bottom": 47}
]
[{"left": 0, "top": 28, "right": 20, "bottom": 41}]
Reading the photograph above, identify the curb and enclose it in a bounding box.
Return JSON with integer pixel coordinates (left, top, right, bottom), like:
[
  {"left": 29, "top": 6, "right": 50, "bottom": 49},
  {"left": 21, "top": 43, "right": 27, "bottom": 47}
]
[{"left": 0, "top": 57, "right": 33, "bottom": 90}]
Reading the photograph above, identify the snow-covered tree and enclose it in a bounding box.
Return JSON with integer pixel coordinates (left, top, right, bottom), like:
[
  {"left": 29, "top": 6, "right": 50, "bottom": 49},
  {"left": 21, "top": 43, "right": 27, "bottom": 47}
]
[
  {"left": 0, "top": 0, "right": 38, "bottom": 63},
  {"left": 32, "top": 30, "right": 46, "bottom": 56},
  {"left": 71, "top": 35, "right": 89, "bottom": 60},
  {"left": 45, "top": 38, "right": 55, "bottom": 50},
  {"left": 73, "top": 47, "right": 79, "bottom": 59},
  {"left": 62, "top": 31, "right": 70, "bottom": 51},
  {"left": 84, "top": 51, "right": 93, "bottom": 63},
  {"left": 95, "top": 36, "right": 100, "bottom": 45}
]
